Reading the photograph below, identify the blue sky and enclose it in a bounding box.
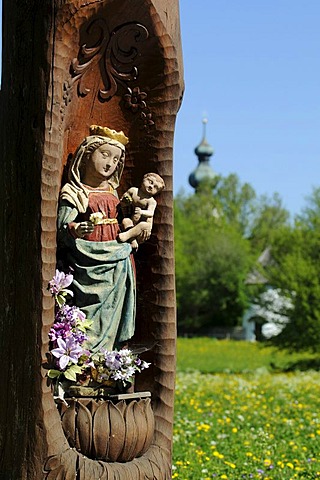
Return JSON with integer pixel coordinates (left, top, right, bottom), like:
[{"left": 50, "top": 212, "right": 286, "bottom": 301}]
[
  {"left": 1, "top": 2, "right": 319, "bottom": 216},
  {"left": 174, "top": 1, "right": 320, "bottom": 216}
]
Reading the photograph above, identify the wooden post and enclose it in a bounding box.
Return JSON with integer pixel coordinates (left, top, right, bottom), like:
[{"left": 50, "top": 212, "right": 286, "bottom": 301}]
[{"left": 0, "top": 1, "right": 183, "bottom": 478}]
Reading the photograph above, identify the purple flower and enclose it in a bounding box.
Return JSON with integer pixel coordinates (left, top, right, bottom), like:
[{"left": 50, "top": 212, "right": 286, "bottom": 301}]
[
  {"left": 57, "top": 305, "right": 85, "bottom": 326},
  {"left": 104, "top": 351, "right": 122, "bottom": 370},
  {"left": 48, "top": 270, "right": 73, "bottom": 296},
  {"left": 51, "top": 337, "right": 83, "bottom": 370},
  {"left": 49, "top": 321, "right": 72, "bottom": 342},
  {"left": 72, "top": 330, "right": 88, "bottom": 345},
  {"left": 103, "top": 349, "right": 151, "bottom": 380},
  {"left": 74, "top": 308, "right": 86, "bottom": 322}
]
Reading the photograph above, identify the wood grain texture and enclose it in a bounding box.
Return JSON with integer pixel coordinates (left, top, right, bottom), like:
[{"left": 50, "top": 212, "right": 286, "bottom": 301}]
[
  {"left": 58, "top": 398, "right": 154, "bottom": 464},
  {"left": 0, "top": 0, "right": 183, "bottom": 478}
]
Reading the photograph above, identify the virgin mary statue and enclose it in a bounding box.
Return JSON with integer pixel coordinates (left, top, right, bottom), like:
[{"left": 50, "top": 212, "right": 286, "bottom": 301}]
[{"left": 57, "top": 125, "right": 136, "bottom": 354}]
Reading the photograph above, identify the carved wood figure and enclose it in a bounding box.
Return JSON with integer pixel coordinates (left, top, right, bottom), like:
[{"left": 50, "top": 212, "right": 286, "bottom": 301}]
[
  {"left": 118, "top": 172, "right": 165, "bottom": 247},
  {"left": 57, "top": 125, "right": 136, "bottom": 355},
  {"left": 0, "top": 0, "right": 183, "bottom": 478}
]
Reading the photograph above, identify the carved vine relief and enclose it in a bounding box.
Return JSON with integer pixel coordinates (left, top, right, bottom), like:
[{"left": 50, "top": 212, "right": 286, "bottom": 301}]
[{"left": 61, "top": 19, "right": 154, "bottom": 130}]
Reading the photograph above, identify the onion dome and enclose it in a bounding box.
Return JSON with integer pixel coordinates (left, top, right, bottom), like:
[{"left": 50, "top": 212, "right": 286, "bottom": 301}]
[{"left": 189, "top": 118, "right": 217, "bottom": 190}]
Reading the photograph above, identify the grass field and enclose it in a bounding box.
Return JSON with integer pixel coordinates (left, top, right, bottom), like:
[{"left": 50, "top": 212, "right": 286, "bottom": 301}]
[
  {"left": 173, "top": 339, "right": 320, "bottom": 480},
  {"left": 176, "top": 338, "right": 319, "bottom": 374}
]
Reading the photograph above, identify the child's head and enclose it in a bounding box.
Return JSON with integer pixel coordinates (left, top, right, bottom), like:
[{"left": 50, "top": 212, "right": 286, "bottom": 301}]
[{"left": 141, "top": 173, "right": 165, "bottom": 196}]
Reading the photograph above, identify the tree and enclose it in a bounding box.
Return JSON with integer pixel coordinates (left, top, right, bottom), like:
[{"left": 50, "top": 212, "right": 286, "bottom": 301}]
[
  {"left": 215, "top": 173, "right": 257, "bottom": 237},
  {"left": 267, "top": 221, "right": 320, "bottom": 352},
  {"left": 249, "top": 193, "right": 290, "bottom": 253},
  {"left": 296, "top": 186, "right": 320, "bottom": 230},
  {"left": 174, "top": 174, "right": 291, "bottom": 334},
  {"left": 175, "top": 197, "right": 253, "bottom": 332}
]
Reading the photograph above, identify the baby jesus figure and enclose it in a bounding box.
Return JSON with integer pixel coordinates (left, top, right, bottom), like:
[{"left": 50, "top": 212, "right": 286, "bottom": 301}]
[{"left": 117, "top": 172, "right": 165, "bottom": 247}]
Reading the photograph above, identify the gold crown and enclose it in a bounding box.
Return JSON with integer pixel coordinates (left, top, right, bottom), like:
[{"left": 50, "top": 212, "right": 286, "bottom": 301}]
[{"left": 89, "top": 125, "right": 129, "bottom": 146}]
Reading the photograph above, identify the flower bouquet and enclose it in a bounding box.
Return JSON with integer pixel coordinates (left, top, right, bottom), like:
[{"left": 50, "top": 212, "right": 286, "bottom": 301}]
[{"left": 47, "top": 270, "right": 150, "bottom": 399}]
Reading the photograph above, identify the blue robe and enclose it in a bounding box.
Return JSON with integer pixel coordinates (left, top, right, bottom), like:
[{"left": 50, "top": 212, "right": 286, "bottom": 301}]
[{"left": 57, "top": 202, "right": 136, "bottom": 353}]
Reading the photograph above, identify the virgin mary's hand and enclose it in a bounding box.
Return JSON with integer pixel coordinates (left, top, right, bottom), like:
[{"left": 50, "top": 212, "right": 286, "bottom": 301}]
[{"left": 74, "top": 221, "right": 94, "bottom": 238}]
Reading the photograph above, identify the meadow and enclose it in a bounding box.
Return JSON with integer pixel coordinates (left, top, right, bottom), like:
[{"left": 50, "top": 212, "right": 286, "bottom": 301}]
[{"left": 173, "top": 339, "right": 320, "bottom": 480}]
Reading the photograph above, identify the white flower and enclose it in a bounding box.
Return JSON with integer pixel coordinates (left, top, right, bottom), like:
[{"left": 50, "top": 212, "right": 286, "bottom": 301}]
[
  {"left": 89, "top": 212, "right": 105, "bottom": 225},
  {"left": 141, "top": 360, "right": 151, "bottom": 370},
  {"left": 250, "top": 288, "right": 295, "bottom": 337}
]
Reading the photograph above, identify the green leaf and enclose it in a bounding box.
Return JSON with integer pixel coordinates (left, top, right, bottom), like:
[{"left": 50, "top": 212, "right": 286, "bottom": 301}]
[
  {"left": 64, "top": 364, "right": 83, "bottom": 382},
  {"left": 77, "top": 319, "right": 93, "bottom": 332},
  {"left": 56, "top": 294, "right": 66, "bottom": 308},
  {"left": 64, "top": 370, "right": 77, "bottom": 382},
  {"left": 47, "top": 369, "right": 61, "bottom": 379}
]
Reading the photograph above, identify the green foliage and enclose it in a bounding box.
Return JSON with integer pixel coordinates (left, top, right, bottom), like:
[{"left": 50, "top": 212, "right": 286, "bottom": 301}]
[
  {"left": 47, "top": 369, "right": 61, "bottom": 379},
  {"left": 47, "top": 364, "right": 84, "bottom": 382},
  {"left": 175, "top": 183, "right": 253, "bottom": 331},
  {"left": 250, "top": 186, "right": 320, "bottom": 352},
  {"left": 297, "top": 186, "right": 320, "bottom": 230},
  {"left": 259, "top": 187, "right": 320, "bottom": 351},
  {"left": 176, "top": 338, "right": 318, "bottom": 373},
  {"left": 63, "top": 364, "right": 84, "bottom": 382},
  {"left": 174, "top": 174, "right": 289, "bottom": 333},
  {"left": 215, "top": 173, "right": 257, "bottom": 236},
  {"left": 249, "top": 192, "right": 290, "bottom": 253},
  {"left": 267, "top": 222, "right": 320, "bottom": 352},
  {"left": 175, "top": 177, "right": 320, "bottom": 351}
]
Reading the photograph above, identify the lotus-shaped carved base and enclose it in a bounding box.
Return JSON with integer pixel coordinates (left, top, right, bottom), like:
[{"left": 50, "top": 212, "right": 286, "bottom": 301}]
[{"left": 59, "top": 397, "right": 154, "bottom": 462}]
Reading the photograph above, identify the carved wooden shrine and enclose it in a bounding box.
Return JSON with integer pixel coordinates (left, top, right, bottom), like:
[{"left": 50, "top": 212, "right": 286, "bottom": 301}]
[{"left": 0, "top": 1, "right": 184, "bottom": 479}]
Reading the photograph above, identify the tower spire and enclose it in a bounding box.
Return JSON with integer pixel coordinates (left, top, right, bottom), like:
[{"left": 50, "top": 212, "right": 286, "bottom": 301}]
[
  {"left": 188, "top": 117, "right": 217, "bottom": 191},
  {"left": 202, "top": 116, "right": 208, "bottom": 138}
]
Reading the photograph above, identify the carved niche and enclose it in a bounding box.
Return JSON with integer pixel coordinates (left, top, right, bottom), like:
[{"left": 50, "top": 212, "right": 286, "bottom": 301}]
[{"left": 39, "top": 1, "right": 183, "bottom": 479}]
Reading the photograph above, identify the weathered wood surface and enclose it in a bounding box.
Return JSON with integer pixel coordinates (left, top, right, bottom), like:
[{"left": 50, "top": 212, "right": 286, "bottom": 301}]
[
  {"left": 59, "top": 398, "right": 154, "bottom": 462},
  {"left": 0, "top": 0, "right": 183, "bottom": 479}
]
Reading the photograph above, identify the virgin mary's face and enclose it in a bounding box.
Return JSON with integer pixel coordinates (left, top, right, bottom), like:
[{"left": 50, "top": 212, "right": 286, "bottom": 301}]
[{"left": 84, "top": 143, "right": 122, "bottom": 184}]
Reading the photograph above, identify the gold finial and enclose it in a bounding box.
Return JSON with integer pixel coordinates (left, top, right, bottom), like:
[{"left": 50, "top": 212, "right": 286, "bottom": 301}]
[{"left": 89, "top": 125, "right": 129, "bottom": 146}]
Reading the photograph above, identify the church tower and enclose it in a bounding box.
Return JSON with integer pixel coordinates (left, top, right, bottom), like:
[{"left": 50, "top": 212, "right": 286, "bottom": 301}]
[{"left": 189, "top": 118, "right": 217, "bottom": 191}]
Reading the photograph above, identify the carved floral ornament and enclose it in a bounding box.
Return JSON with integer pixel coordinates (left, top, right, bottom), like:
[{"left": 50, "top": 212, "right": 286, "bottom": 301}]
[
  {"left": 124, "top": 87, "right": 155, "bottom": 130},
  {"left": 63, "top": 18, "right": 155, "bottom": 129}
]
